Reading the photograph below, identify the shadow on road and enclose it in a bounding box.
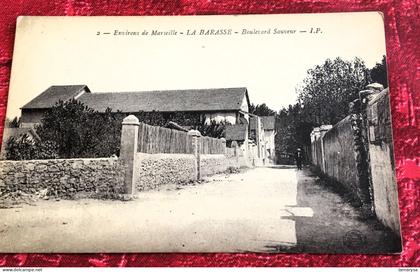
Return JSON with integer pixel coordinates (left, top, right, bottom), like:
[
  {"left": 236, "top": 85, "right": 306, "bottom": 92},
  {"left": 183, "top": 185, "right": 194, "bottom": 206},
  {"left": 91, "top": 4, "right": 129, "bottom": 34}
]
[{"left": 265, "top": 167, "right": 402, "bottom": 254}]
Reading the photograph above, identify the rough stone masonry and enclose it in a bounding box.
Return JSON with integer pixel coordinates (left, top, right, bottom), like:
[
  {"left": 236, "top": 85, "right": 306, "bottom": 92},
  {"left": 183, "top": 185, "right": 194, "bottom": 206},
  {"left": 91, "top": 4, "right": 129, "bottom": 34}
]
[{"left": 0, "top": 158, "right": 125, "bottom": 199}]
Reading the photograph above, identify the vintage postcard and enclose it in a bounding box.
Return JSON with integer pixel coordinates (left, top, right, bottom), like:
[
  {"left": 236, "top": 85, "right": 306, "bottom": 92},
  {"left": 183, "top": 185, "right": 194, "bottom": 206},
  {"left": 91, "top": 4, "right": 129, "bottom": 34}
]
[{"left": 0, "top": 12, "right": 401, "bottom": 253}]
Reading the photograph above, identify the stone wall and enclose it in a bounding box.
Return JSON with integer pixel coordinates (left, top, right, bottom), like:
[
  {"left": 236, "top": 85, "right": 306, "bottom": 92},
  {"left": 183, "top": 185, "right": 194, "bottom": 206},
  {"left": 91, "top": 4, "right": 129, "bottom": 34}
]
[
  {"left": 0, "top": 158, "right": 125, "bottom": 198},
  {"left": 310, "top": 125, "right": 332, "bottom": 172},
  {"left": 134, "top": 153, "right": 196, "bottom": 191},
  {"left": 317, "top": 113, "right": 372, "bottom": 210},
  {"left": 310, "top": 87, "right": 400, "bottom": 236},
  {"left": 311, "top": 127, "right": 323, "bottom": 169},
  {"left": 200, "top": 154, "right": 239, "bottom": 177},
  {"left": 134, "top": 153, "right": 241, "bottom": 191},
  {"left": 2, "top": 115, "right": 250, "bottom": 200},
  {"left": 322, "top": 116, "right": 360, "bottom": 194},
  {"left": 366, "top": 89, "right": 400, "bottom": 234}
]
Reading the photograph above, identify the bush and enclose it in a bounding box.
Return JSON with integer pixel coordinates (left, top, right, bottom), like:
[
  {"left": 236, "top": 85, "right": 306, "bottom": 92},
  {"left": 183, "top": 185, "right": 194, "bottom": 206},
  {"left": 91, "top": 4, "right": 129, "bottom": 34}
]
[
  {"left": 5, "top": 100, "right": 123, "bottom": 160},
  {"left": 195, "top": 119, "right": 226, "bottom": 138},
  {"left": 226, "top": 166, "right": 240, "bottom": 174},
  {"left": 5, "top": 135, "right": 58, "bottom": 160},
  {"left": 35, "top": 100, "right": 123, "bottom": 159}
]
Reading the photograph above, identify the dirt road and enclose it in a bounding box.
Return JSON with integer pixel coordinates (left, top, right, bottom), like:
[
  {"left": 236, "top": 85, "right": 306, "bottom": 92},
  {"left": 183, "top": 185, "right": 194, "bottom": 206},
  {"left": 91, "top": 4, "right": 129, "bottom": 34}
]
[{"left": 0, "top": 167, "right": 400, "bottom": 253}]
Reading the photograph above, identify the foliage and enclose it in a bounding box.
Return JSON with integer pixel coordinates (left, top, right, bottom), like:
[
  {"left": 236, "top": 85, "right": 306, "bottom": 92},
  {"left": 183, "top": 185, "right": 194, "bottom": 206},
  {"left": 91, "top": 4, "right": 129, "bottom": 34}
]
[
  {"left": 135, "top": 111, "right": 226, "bottom": 138},
  {"left": 4, "top": 117, "right": 20, "bottom": 128},
  {"left": 135, "top": 111, "right": 168, "bottom": 127},
  {"left": 89, "top": 109, "right": 125, "bottom": 158},
  {"left": 297, "top": 57, "right": 371, "bottom": 125},
  {"left": 195, "top": 119, "right": 226, "bottom": 138},
  {"left": 134, "top": 111, "right": 200, "bottom": 127},
  {"left": 249, "top": 103, "right": 276, "bottom": 116},
  {"left": 5, "top": 135, "right": 58, "bottom": 160},
  {"left": 226, "top": 166, "right": 240, "bottom": 174},
  {"left": 35, "top": 100, "right": 123, "bottom": 158},
  {"left": 274, "top": 104, "right": 312, "bottom": 163},
  {"left": 370, "top": 56, "right": 388, "bottom": 88},
  {"left": 275, "top": 56, "right": 387, "bottom": 164}
]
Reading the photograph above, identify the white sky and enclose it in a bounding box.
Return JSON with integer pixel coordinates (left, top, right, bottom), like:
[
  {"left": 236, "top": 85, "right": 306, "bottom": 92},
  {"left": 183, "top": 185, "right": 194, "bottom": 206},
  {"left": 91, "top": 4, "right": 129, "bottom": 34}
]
[{"left": 7, "top": 12, "right": 387, "bottom": 118}]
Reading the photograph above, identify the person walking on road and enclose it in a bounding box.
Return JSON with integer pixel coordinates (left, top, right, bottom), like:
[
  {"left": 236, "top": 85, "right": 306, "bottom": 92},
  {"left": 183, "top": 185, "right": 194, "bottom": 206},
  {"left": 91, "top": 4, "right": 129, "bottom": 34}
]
[{"left": 295, "top": 148, "right": 303, "bottom": 170}]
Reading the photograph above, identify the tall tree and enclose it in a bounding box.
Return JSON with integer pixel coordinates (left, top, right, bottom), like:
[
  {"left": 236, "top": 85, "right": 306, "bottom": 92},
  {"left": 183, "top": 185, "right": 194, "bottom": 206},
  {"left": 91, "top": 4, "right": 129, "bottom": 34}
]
[
  {"left": 297, "top": 57, "right": 371, "bottom": 125},
  {"left": 275, "top": 57, "right": 374, "bottom": 164},
  {"left": 370, "top": 55, "right": 388, "bottom": 88},
  {"left": 249, "top": 103, "right": 276, "bottom": 116}
]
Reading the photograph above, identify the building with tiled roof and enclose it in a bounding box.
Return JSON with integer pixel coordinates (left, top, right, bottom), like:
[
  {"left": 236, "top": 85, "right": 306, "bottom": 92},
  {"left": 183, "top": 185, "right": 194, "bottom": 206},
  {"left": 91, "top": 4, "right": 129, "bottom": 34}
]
[
  {"left": 249, "top": 115, "right": 276, "bottom": 164},
  {"left": 20, "top": 85, "right": 251, "bottom": 128}
]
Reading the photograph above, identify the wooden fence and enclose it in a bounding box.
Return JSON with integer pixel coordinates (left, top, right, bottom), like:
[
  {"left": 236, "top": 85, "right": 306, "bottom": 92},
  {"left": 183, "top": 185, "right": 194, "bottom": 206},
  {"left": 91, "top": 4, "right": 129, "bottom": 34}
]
[
  {"left": 137, "top": 122, "right": 225, "bottom": 154},
  {"left": 200, "top": 136, "right": 226, "bottom": 154}
]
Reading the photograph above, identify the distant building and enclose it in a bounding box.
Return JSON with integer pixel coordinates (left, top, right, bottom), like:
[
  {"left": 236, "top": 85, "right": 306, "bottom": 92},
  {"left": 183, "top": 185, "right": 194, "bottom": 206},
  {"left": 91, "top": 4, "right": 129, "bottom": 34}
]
[
  {"left": 20, "top": 85, "right": 251, "bottom": 128},
  {"left": 225, "top": 124, "right": 248, "bottom": 146},
  {"left": 261, "top": 116, "right": 276, "bottom": 162},
  {"left": 250, "top": 116, "right": 276, "bottom": 164},
  {"left": 225, "top": 115, "right": 276, "bottom": 165}
]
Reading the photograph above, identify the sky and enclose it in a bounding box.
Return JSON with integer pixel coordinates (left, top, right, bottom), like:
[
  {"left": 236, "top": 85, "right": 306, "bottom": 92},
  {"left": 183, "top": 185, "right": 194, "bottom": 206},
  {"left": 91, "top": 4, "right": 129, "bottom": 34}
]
[{"left": 6, "top": 12, "right": 387, "bottom": 119}]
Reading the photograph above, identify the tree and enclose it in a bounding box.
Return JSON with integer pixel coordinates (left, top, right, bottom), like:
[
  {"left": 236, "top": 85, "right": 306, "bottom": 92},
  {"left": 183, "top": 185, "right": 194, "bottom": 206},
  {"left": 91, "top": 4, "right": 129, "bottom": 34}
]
[
  {"left": 297, "top": 57, "right": 371, "bottom": 125},
  {"left": 134, "top": 111, "right": 201, "bottom": 128},
  {"left": 275, "top": 57, "right": 375, "bottom": 164},
  {"left": 4, "top": 117, "right": 20, "bottom": 128},
  {"left": 249, "top": 103, "right": 276, "bottom": 116},
  {"left": 35, "top": 100, "right": 123, "bottom": 158},
  {"left": 370, "top": 55, "right": 388, "bottom": 88},
  {"left": 195, "top": 119, "right": 226, "bottom": 138},
  {"left": 135, "top": 111, "right": 226, "bottom": 138},
  {"left": 88, "top": 109, "right": 125, "bottom": 157},
  {"left": 135, "top": 111, "right": 167, "bottom": 127}
]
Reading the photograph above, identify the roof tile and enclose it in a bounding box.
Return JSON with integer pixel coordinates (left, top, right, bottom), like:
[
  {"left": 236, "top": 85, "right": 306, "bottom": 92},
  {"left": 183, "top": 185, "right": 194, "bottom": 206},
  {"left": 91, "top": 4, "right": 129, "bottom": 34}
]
[
  {"left": 22, "top": 85, "right": 89, "bottom": 109},
  {"left": 78, "top": 88, "right": 248, "bottom": 112},
  {"left": 23, "top": 85, "right": 249, "bottom": 113}
]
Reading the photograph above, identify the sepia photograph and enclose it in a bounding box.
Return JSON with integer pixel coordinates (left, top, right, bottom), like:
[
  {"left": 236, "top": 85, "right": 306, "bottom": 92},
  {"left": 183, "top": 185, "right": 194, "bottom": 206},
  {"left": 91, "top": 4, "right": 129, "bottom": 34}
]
[{"left": 0, "top": 12, "right": 401, "bottom": 253}]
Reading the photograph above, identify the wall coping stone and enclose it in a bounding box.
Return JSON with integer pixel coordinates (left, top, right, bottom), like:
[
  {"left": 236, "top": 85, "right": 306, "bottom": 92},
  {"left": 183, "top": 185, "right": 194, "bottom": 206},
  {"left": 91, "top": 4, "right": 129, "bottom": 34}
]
[
  {"left": 366, "top": 83, "right": 384, "bottom": 91},
  {"left": 201, "top": 154, "right": 227, "bottom": 158},
  {"left": 136, "top": 153, "right": 195, "bottom": 159},
  {"left": 187, "top": 130, "right": 201, "bottom": 137},
  {"left": 367, "top": 88, "right": 389, "bottom": 106},
  {"left": 122, "top": 115, "right": 140, "bottom": 126},
  {"left": 0, "top": 157, "right": 118, "bottom": 163}
]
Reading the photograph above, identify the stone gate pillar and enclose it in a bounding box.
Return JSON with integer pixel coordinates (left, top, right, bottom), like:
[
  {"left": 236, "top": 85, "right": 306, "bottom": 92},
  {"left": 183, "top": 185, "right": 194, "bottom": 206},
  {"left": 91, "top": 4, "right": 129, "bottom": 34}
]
[
  {"left": 188, "top": 130, "right": 202, "bottom": 181},
  {"left": 231, "top": 140, "right": 239, "bottom": 162},
  {"left": 255, "top": 116, "right": 262, "bottom": 159},
  {"left": 120, "top": 115, "right": 139, "bottom": 194},
  {"left": 220, "top": 138, "right": 226, "bottom": 155}
]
